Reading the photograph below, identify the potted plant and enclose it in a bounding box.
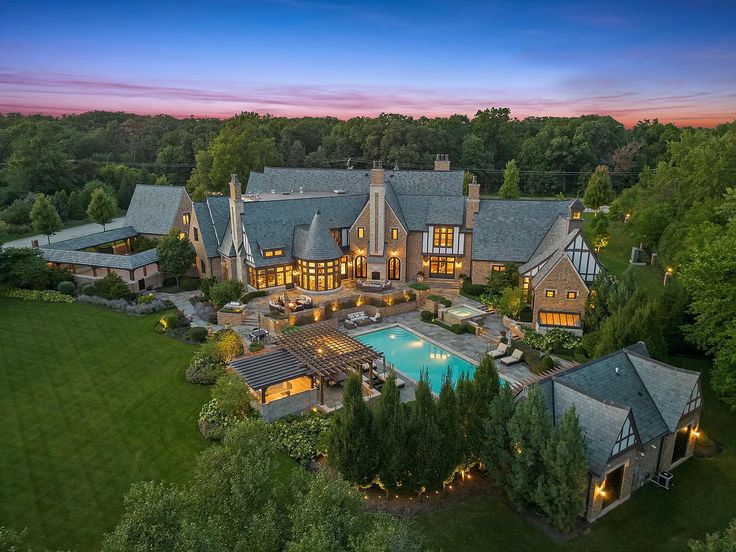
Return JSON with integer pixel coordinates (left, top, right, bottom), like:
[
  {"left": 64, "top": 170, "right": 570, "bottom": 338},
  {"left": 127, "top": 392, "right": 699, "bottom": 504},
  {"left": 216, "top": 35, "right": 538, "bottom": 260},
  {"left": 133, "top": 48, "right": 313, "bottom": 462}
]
[{"left": 416, "top": 270, "right": 425, "bottom": 283}]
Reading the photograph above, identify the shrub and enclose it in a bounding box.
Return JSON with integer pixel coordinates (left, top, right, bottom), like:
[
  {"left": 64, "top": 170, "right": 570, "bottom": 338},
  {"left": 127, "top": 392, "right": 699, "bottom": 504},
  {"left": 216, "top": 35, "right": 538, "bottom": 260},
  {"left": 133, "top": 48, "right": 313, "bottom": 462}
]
[
  {"left": 541, "top": 354, "right": 556, "bottom": 371},
  {"left": 137, "top": 293, "right": 154, "bottom": 304},
  {"left": 450, "top": 324, "right": 471, "bottom": 334},
  {"left": 409, "top": 282, "right": 429, "bottom": 291},
  {"left": 269, "top": 413, "right": 332, "bottom": 465},
  {"left": 57, "top": 281, "right": 76, "bottom": 296},
  {"left": 94, "top": 272, "right": 132, "bottom": 300},
  {"left": 420, "top": 310, "right": 434, "bottom": 321},
  {"left": 197, "top": 398, "right": 231, "bottom": 441},
  {"left": 208, "top": 280, "right": 244, "bottom": 308},
  {"left": 249, "top": 341, "right": 264, "bottom": 353},
  {"left": 241, "top": 290, "right": 266, "bottom": 303},
  {"left": 439, "top": 298, "right": 452, "bottom": 307},
  {"left": 214, "top": 329, "right": 244, "bottom": 362},
  {"left": 0, "top": 288, "right": 75, "bottom": 303},
  {"left": 80, "top": 283, "right": 96, "bottom": 296},
  {"left": 186, "top": 343, "right": 225, "bottom": 384},
  {"left": 0, "top": 197, "right": 33, "bottom": 225},
  {"left": 159, "top": 312, "right": 179, "bottom": 331},
  {"left": 189, "top": 326, "right": 208, "bottom": 343},
  {"left": 76, "top": 294, "right": 167, "bottom": 314},
  {"left": 200, "top": 277, "right": 217, "bottom": 300},
  {"left": 462, "top": 278, "right": 488, "bottom": 297},
  {"left": 523, "top": 328, "right": 582, "bottom": 355},
  {"left": 427, "top": 294, "right": 444, "bottom": 301}
]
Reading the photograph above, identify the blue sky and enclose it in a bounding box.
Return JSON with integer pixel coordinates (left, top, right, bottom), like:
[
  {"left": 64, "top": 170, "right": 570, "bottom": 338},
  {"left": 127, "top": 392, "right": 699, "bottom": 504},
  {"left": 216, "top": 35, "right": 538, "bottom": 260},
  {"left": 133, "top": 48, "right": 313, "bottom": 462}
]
[{"left": 1, "top": 0, "right": 734, "bottom": 125}]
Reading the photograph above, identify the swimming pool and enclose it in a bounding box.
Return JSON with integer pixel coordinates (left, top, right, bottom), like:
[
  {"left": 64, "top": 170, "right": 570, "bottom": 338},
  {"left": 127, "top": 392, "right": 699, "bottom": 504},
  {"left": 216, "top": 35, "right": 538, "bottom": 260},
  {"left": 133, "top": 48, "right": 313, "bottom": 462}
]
[{"left": 356, "top": 326, "right": 476, "bottom": 394}]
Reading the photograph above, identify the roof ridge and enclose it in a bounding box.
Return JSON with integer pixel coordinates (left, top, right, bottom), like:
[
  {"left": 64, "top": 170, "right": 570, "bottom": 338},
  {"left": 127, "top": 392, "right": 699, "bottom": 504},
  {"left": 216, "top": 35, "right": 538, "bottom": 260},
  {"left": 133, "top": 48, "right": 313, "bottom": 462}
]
[
  {"left": 626, "top": 351, "right": 702, "bottom": 378},
  {"left": 618, "top": 353, "right": 671, "bottom": 434}
]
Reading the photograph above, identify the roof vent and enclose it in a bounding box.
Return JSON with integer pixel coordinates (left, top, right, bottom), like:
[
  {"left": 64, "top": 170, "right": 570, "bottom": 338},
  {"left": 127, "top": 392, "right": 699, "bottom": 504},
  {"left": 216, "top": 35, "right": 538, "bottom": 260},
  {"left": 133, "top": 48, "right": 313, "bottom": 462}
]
[
  {"left": 282, "top": 191, "right": 291, "bottom": 195},
  {"left": 333, "top": 189, "right": 346, "bottom": 195},
  {"left": 270, "top": 189, "right": 275, "bottom": 194},
  {"left": 615, "top": 367, "right": 620, "bottom": 375},
  {"left": 299, "top": 186, "right": 304, "bottom": 194}
]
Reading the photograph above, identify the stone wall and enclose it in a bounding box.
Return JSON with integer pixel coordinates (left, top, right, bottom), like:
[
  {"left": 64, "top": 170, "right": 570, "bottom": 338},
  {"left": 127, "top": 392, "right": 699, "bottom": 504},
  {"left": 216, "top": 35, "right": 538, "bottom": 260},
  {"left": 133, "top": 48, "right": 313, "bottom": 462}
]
[
  {"left": 406, "top": 231, "right": 424, "bottom": 281},
  {"left": 189, "top": 207, "right": 212, "bottom": 279},
  {"left": 532, "top": 255, "right": 588, "bottom": 325},
  {"left": 217, "top": 310, "right": 245, "bottom": 326},
  {"left": 259, "top": 389, "right": 318, "bottom": 422}
]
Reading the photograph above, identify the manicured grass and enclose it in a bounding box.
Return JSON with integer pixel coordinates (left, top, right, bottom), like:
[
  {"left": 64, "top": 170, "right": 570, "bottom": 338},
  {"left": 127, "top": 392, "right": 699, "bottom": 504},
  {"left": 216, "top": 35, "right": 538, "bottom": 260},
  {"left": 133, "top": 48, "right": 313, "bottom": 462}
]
[
  {"left": 583, "top": 216, "right": 664, "bottom": 296},
  {"left": 0, "top": 219, "right": 92, "bottom": 245},
  {"left": 415, "top": 356, "right": 735, "bottom": 551},
  {"left": 0, "top": 299, "right": 210, "bottom": 551}
]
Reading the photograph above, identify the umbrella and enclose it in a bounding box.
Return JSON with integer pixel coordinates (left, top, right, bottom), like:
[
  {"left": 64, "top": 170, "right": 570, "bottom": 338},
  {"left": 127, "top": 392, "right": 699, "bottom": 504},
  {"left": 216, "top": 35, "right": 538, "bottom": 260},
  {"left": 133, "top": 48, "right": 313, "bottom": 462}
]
[{"left": 283, "top": 289, "right": 290, "bottom": 315}]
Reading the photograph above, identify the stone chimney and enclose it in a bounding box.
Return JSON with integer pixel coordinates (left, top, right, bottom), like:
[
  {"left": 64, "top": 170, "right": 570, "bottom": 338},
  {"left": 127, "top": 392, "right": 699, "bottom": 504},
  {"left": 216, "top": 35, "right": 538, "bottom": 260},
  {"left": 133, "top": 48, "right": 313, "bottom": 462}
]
[
  {"left": 228, "top": 174, "right": 244, "bottom": 281},
  {"left": 369, "top": 161, "right": 386, "bottom": 258},
  {"left": 434, "top": 153, "right": 451, "bottom": 171},
  {"left": 465, "top": 175, "right": 481, "bottom": 229},
  {"left": 567, "top": 198, "right": 584, "bottom": 233},
  {"left": 371, "top": 160, "right": 385, "bottom": 186}
]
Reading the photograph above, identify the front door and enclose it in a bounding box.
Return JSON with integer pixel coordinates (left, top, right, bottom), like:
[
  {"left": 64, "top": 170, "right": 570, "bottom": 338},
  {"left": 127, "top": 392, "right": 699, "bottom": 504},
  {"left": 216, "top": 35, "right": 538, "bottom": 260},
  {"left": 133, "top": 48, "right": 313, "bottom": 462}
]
[
  {"left": 672, "top": 426, "right": 690, "bottom": 463},
  {"left": 429, "top": 256, "right": 455, "bottom": 279}
]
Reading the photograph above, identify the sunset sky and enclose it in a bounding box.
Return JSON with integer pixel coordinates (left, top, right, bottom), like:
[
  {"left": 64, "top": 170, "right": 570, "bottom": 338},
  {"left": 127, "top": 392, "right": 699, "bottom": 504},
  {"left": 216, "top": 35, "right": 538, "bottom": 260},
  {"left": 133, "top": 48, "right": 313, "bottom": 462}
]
[{"left": 1, "top": 0, "right": 735, "bottom": 126}]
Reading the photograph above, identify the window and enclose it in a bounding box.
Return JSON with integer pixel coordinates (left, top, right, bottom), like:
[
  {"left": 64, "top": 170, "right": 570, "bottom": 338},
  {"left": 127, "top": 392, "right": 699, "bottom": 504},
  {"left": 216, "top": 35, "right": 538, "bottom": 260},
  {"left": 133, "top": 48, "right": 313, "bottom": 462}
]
[
  {"left": 571, "top": 211, "right": 582, "bottom": 220},
  {"left": 566, "top": 290, "right": 578, "bottom": 300},
  {"left": 391, "top": 228, "right": 399, "bottom": 240},
  {"left": 182, "top": 212, "right": 190, "bottom": 225},
  {"left": 538, "top": 311, "right": 581, "bottom": 328},
  {"left": 200, "top": 259, "right": 206, "bottom": 273},
  {"left": 296, "top": 258, "right": 340, "bottom": 291},
  {"left": 193, "top": 227, "right": 199, "bottom": 242},
  {"left": 263, "top": 249, "right": 284, "bottom": 258},
  {"left": 545, "top": 289, "right": 556, "bottom": 298},
  {"left": 354, "top": 256, "right": 367, "bottom": 278},
  {"left": 357, "top": 227, "right": 365, "bottom": 239},
  {"left": 491, "top": 264, "right": 506, "bottom": 272},
  {"left": 611, "top": 416, "right": 636, "bottom": 456},
  {"left": 387, "top": 257, "right": 400, "bottom": 280},
  {"left": 340, "top": 255, "right": 350, "bottom": 277},
  {"left": 433, "top": 226, "right": 454, "bottom": 248},
  {"left": 522, "top": 276, "right": 530, "bottom": 294},
  {"left": 247, "top": 264, "right": 293, "bottom": 289},
  {"left": 429, "top": 256, "right": 455, "bottom": 279},
  {"left": 178, "top": 232, "right": 186, "bottom": 240}
]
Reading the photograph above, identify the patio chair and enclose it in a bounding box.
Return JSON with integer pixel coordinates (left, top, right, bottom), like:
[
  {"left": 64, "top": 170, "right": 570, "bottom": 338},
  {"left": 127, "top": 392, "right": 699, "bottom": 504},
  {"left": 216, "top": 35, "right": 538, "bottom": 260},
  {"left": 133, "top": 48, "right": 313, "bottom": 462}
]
[
  {"left": 369, "top": 312, "right": 381, "bottom": 323},
  {"left": 343, "top": 319, "right": 357, "bottom": 329},
  {"left": 489, "top": 342, "right": 508, "bottom": 359},
  {"left": 499, "top": 349, "right": 524, "bottom": 366},
  {"left": 395, "top": 378, "right": 406, "bottom": 389}
]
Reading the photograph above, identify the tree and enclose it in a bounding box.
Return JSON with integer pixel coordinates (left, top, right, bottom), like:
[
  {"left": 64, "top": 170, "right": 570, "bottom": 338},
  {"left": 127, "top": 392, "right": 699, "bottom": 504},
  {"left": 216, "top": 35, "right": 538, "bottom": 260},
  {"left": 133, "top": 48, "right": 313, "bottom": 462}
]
[
  {"left": 499, "top": 159, "right": 521, "bottom": 198},
  {"left": 211, "top": 372, "right": 254, "bottom": 419},
  {"left": 52, "top": 189, "right": 69, "bottom": 221},
  {"left": 535, "top": 406, "right": 587, "bottom": 532},
  {"left": 483, "top": 385, "right": 515, "bottom": 491},
  {"left": 507, "top": 385, "right": 552, "bottom": 509},
  {"left": 304, "top": 146, "right": 329, "bottom": 168},
  {"left": 67, "top": 190, "right": 86, "bottom": 220},
  {"left": 407, "top": 369, "right": 443, "bottom": 497},
  {"left": 0, "top": 196, "right": 33, "bottom": 225},
  {"left": 373, "top": 373, "right": 408, "bottom": 490},
  {"left": 455, "top": 371, "right": 476, "bottom": 468},
  {"left": 327, "top": 373, "right": 376, "bottom": 485},
  {"left": 583, "top": 165, "right": 613, "bottom": 214},
  {"left": 689, "top": 517, "right": 736, "bottom": 551},
  {"left": 436, "top": 369, "right": 462, "bottom": 483},
  {"left": 86, "top": 187, "right": 118, "bottom": 230},
  {"left": 156, "top": 228, "right": 195, "bottom": 287},
  {"left": 494, "top": 286, "right": 527, "bottom": 319},
  {"left": 30, "top": 193, "right": 62, "bottom": 244},
  {"left": 461, "top": 133, "right": 492, "bottom": 172},
  {"left": 214, "top": 328, "right": 245, "bottom": 362},
  {"left": 0, "top": 246, "right": 50, "bottom": 289}
]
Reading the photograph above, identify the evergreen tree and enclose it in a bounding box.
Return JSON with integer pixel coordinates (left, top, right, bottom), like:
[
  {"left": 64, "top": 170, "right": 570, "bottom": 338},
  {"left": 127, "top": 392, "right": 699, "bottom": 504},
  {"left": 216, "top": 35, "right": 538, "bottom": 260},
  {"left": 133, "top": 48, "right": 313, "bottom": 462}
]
[
  {"left": 436, "top": 369, "right": 462, "bottom": 483},
  {"left": 455, "top": 371, "right": 476, "bottom": 468},
  {"left": 86, "top": 187, "right": 118, "bottom": 230},
  {"left": 467, "top": 355, "right": 501, "bottom": 463},
  {"left": 373, "top": 373, "right": 408, "bottom": 490},
  {"left": 67, "top": 190, "right": 86, "bottom": 220},
  {"left": 156, "top": 228, "right": 196, "bottom": 288},
  {"left": 30, "top": 193, "right": 62, "bottom": 244},
  {"left": 499, "top": 159, "right": 521, "bottom": 198},
  {"left": 327, "top": 373, "right": 376, "bottom": 485},
  {"left": 535, "top": 406, "right": 587, "bottom": 532},
  {"left": 507, "top": 385, "right": 552, "bottom": 509},
  {"left": 483, "top": 385, "right": 515, "bottom": 491},
  {"left": 583, "top": 165, "right": 613, "bottom": 214},
  {"left": 407, "top": 369, "right": 443, "bottom": 497},
  {"left": 52, "top": 189, "right": 69, "bottom": 221}
]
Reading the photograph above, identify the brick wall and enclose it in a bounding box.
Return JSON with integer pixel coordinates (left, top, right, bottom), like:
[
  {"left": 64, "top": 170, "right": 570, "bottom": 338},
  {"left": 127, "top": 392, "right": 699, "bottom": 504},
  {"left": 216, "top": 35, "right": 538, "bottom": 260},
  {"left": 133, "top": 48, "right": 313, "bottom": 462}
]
[
  {"left": 189, "top": 207, "right": 211, "bottom": 278},
  {"left": 406, "top": 231, "right": 424, "bottom": 281},
  {"left": 532, "top": 256, "right": 588, "bottom": 323}
]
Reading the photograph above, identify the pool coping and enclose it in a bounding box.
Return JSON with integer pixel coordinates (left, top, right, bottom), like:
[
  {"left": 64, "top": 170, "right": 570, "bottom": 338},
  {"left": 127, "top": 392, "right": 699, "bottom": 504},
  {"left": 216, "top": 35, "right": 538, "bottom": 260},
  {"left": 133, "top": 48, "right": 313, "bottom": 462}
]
[{"left": 353, "top": 322, "right": 514, "bottom": 389}]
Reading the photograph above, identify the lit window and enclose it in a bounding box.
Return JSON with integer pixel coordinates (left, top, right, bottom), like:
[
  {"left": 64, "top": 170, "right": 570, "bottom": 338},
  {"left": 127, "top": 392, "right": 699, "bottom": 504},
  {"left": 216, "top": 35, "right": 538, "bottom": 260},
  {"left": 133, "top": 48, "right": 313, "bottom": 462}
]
[
  {"left": 178, "top": 232, "right": 186, "bottom": 240},
  {"left": 182, "top": 212, "right": 190, "bottom": 225},
  {"left": 433, "top": 226, "right": 454, "bottom": 247},
  {"left": 358, "top": 227, "right": 365, "bottom": 239},
  {"left": 491, "top": 264, "right": 505, "bottom": 272},
  {"left": 538, "top": 311, "right": 581, "bottom": 328},
  {"left": 391, "top": 228, "right": 398, "bottom": 240},
  {"left": 193, "top": 227, "right": 199, "bottom": 242},
  {"left": 567, "top": 291, "right": 578, "bottom": 300},
  {"left": 545, "top": 289, "right": 556, "bottom": 298},
  {"left": 571, "top": 211, "right": 582, "bottom": 220},
  {"left": 263, "top": 249, "right": 283, "bottom": 258}
]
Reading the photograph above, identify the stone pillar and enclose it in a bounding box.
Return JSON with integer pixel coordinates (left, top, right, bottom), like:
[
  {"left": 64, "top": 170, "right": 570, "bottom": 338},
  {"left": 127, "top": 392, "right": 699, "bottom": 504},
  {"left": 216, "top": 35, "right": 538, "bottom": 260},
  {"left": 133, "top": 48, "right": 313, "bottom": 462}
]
[{"left": 369, "top": 161, "right": 385, "bottom": 260}]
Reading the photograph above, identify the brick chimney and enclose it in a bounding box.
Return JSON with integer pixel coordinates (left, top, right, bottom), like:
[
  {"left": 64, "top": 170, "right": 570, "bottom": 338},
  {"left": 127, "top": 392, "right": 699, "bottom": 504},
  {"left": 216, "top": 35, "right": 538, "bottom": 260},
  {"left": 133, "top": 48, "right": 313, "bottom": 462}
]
[
  {"left": 228, "top": 174, "right": 244, "bottom": 281},
  {"left": 465, "top": 175, "right": 481, "bottom": 229},
  {"left": 434, "top": 153, "right": 451, "bottom": 171},
  {"left": 369, "top": 161, "right": 386, "bottom": 258}
]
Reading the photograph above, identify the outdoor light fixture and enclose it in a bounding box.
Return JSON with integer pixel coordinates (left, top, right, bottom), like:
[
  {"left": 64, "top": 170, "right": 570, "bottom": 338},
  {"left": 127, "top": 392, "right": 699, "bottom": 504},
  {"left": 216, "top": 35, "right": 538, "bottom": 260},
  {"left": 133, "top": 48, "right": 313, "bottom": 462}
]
[{"left": 692, "top": 428, "right": 700, "bottom": 438}]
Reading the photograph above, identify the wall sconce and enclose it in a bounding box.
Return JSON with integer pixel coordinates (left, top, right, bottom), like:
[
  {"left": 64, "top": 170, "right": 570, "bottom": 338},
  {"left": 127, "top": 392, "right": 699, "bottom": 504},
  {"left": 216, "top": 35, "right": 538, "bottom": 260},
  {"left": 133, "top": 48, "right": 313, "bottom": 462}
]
[{"left": 692, "top": 427, "right": 700, "bottom": 438}]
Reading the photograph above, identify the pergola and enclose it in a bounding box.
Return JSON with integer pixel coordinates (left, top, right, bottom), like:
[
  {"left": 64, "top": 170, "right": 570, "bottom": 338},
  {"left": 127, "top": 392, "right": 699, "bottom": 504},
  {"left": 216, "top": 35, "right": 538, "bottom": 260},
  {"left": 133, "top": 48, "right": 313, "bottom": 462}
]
[{"left": 274, "top": 320, "right": 384, "bottom": 403}]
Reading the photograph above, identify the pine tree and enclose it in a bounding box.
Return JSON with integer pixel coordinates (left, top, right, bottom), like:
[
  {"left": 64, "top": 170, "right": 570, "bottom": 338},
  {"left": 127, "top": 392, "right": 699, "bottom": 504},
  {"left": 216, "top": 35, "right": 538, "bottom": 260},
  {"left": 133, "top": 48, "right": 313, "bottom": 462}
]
[
  {"left": 455, "top": 371, "right": 476, "bottom": 468},
  {"left": 326, "top": 373, "right": 376, "bottom": 485},
  {"left": 483, "top": 385, "right": 515, "bottom": 491},
  {"left": 535, "top": 406, "right": 587, "bottom": 532},
  {"left": 373, "top": 372, "right": 408, "bottom": 490},
  {"left": 507, "top": 385, "right": 552, "bottom": 509},
  {"left": 583, "top": 165, "right": 613, "bottom": 215},
  {"left": 467, "top": 355, "right": 501, "bottom": 463},
  {"left": 52, "top": 189, "right": 69, "bottom": 221},
  {"left": 30, "top": 193, "right": 62, "bottom": 244},
  {"left": 86, "top": 187, "right": 118, "bottom": 230},
  {"left": 408, "top": 369, "right": 443, "bottom": 498},
  {"left": 436, "top": 369, "right": 462, "bottom": 484},
  {"left": 499, "top": 159, "right": 521, "bottom": 198}
]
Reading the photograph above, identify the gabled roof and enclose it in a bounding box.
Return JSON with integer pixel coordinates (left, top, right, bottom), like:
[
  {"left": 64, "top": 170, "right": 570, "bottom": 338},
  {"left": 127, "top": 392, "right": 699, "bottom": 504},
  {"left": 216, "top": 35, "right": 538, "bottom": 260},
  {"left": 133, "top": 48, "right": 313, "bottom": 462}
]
[
  {"left": 124, "top": 185, "right": 190, "bottom": 235},
  {"left": 471, "top": 200, "right": 570, "bottom": 262},
  {"left": 292, "top": 210, "right": 343, "bottom": 261},
  {"left": 384, "top": 182, "right": 408, "bottom": 231},
  {"left": 193, "top": 196, "right": 230, "bottom": 258},
  {"left": 519, "top": 216, "right": 574, "bottom": 274}
]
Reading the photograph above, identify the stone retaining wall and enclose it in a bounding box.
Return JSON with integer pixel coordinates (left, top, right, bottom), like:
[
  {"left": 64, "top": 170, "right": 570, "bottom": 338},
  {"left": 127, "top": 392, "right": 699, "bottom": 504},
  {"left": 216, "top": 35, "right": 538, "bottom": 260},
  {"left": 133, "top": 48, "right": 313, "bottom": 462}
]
[{"left": 217, "top": 310, "right": 245, "bottom": 326}]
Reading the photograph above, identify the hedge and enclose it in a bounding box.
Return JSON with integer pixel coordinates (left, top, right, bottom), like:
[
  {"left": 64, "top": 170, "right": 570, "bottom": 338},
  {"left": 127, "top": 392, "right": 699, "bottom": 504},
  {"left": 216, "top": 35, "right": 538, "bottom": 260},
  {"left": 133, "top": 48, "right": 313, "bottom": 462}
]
[
  {"left": 241, "top": 290, "right": 267, "bottom": 303},
  {"left": 409, "top": 282, "right": 429, "bottom": 291},
  {"left": 0, "top": 288, "right": 75, "bottom": 304}
]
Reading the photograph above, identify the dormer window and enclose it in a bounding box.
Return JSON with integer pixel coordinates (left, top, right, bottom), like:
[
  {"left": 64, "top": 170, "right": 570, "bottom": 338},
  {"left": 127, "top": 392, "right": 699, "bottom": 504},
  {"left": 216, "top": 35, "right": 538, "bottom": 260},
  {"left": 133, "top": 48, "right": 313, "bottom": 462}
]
[
  {"left": 571, "top": 211, "right": 582, "bottom": 220},
  {"left": 263, "top": 249, "right": 284, "bottom": 258}
]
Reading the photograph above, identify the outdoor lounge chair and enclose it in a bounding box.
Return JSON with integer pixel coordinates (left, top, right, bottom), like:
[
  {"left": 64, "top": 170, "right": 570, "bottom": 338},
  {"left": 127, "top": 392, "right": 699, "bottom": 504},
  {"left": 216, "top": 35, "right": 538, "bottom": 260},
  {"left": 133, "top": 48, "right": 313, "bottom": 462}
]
[
  {"left": 489, "top": 342, "right": 508, "bottom": 359},
  {"left": 499, "top": 349, "right": 524, "bottom": 366},
  {"left": 343, "top": 319, "right": 357, "bottom": 329},
  {"left": 369, "top": 312, "right": 381, "bottom": 323}
]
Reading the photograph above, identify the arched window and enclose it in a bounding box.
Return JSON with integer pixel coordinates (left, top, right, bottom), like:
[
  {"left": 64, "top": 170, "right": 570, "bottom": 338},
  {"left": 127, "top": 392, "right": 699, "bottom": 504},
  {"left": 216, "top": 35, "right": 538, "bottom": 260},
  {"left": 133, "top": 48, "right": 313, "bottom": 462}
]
[
  {"left": 387, "top": 257, "right": 400, "bottom": 280},
  {"left": 354, "top": 256, "right": 366, "bottom": 279}
]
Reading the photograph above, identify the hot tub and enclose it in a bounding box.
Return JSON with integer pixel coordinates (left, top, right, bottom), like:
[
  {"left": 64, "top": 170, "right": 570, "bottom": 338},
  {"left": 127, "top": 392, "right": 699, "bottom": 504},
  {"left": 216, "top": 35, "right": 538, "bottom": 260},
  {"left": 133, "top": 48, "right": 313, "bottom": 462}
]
[{"left": 441, "top": 304, "right": 488, "bottom": 327}]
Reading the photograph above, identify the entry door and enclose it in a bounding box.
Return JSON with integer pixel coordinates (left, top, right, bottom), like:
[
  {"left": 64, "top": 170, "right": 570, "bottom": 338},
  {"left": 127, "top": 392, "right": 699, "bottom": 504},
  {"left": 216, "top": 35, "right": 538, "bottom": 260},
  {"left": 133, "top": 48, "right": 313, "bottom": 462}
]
[
  {"left": 672, "top": 426, "right": 691, "bottom": 463},
  {"left": 138, "top": 278, "right": 146, "bottom": 291}
]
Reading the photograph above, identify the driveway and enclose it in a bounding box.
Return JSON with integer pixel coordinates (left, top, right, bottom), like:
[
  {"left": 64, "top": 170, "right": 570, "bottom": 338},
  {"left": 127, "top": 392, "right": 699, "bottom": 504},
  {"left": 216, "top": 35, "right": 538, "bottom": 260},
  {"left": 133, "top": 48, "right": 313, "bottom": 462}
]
[{"left": 3, "top": 217, "right": 126, "bottom": 248}]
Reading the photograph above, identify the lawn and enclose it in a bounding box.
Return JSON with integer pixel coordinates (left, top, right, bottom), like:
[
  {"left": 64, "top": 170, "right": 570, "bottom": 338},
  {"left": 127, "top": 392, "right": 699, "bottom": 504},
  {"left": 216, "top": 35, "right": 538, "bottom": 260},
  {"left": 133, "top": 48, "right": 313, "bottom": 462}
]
[
  {"left": 0, "top": 299, "right": 210, "bottom": 551},
  {"left": 0, "top": 218, "right": 91, "bottom": 245},
  {"left": 414, "top": 356, "right": 734, "bottom": 551}
]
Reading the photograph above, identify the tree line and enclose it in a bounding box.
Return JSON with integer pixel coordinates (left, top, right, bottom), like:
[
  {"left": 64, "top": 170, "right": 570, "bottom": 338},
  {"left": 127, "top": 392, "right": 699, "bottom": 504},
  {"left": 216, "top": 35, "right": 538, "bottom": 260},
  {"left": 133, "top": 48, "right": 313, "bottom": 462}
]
[{"left": 327, "top": 357, "right": 588, "bottom": 532}]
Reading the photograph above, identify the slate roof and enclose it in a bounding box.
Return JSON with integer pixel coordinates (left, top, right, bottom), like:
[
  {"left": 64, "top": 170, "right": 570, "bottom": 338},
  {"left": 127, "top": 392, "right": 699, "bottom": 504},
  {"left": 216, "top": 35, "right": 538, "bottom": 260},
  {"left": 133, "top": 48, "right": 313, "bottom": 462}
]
[
  {"left": 471, "top": 200, "right": 570, "bottom": 262},
  {"left": 535, "top": 344, "right": 702, "bottom": 475},
  {"left": 193, "top": 196, "right": 230, "bottom": 258},
  {"left": 292, "top": 210, "right": 343, "bottom": 261},
  {"left": 42, "top": 226, "right": 139, "bottom": 252},
  {"left": 242, "top": 194, "right": 366, "bottom": 267},
  {"left": 519, "top": 216, "right": 573, "bottom": 274},
  {"left": 124, "top": 185, "right": 190, "bottom": 235},
  {"left": 41, "top": 247, "right": 158, "bottom": 270},
  {"left": 230, "top": 349, "right": 307, "bottom": 391}
]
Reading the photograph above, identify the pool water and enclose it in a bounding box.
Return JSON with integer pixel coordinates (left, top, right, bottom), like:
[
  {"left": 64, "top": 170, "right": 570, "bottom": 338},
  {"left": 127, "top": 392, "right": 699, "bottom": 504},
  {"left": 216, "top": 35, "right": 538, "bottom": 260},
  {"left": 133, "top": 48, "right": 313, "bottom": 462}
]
[
  {"left": 445, "top": 305, "right": 484, "bottom": 318},
  {"left": 356, "top": 326, "right": 475, "bottom": 393}
]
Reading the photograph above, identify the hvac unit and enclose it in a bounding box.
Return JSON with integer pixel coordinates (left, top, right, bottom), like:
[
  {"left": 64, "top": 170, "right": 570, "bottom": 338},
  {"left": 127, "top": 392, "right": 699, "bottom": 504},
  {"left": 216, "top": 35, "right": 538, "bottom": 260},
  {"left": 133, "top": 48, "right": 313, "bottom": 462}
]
[{"left": 653, "top": 471, "right": 674, "bottom": 490}]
